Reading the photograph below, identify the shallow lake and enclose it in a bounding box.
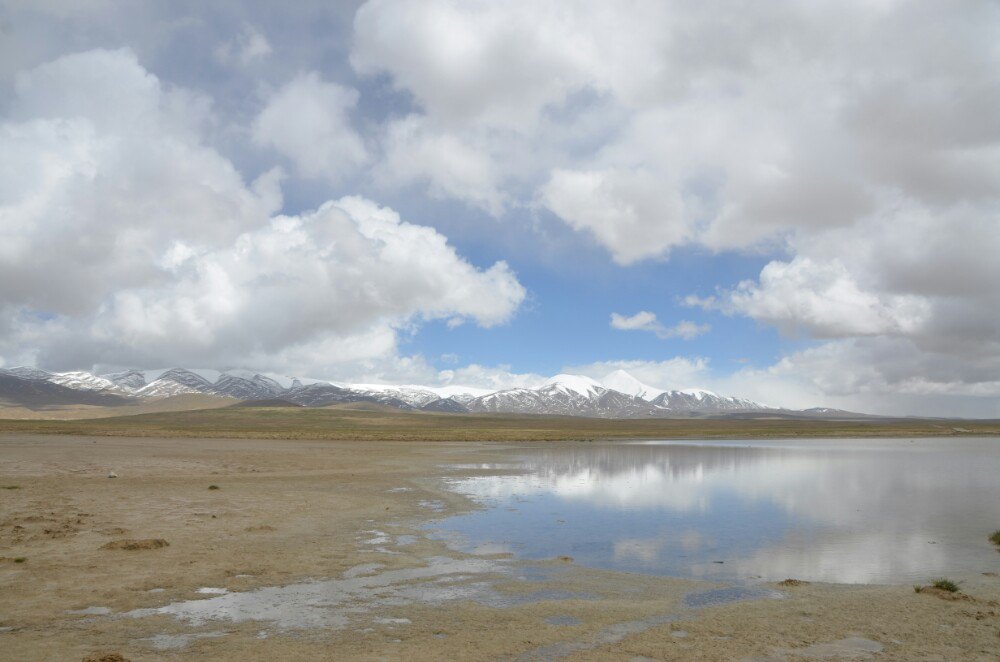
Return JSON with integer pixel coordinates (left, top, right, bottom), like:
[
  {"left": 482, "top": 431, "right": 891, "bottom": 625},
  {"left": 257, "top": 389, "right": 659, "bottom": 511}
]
[{"left": 430, "top": 438, "right": 1000, "bottom": 584}]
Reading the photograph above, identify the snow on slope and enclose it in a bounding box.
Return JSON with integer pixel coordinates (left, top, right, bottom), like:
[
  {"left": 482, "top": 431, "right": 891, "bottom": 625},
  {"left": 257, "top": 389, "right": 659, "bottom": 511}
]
[
  {"left": 3, "top": 365, "right": 774, "bottom": 416},
  {"left": 351, "top": 383, "right": 493, "bottom": 407},
  {"left": 541, "top": 374, "right": 604, "bottom": 398},
  {"left": 49, "top": 371, "right": 128, "bottom": 394},
  {"left": 600, "top": 370, "right": 664, "bottom": 400}
]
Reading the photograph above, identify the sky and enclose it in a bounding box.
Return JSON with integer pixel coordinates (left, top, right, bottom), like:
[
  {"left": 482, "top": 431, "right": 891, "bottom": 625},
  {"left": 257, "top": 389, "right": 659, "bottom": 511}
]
[{"left": 0, "top": 0, "right": 998, "bottom": 417}]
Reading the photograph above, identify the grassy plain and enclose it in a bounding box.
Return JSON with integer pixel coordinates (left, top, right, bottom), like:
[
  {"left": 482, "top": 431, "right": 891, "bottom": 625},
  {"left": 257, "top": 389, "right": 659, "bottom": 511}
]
[{"left": 0, "top": 404, "right": 998, "bottom": 441}]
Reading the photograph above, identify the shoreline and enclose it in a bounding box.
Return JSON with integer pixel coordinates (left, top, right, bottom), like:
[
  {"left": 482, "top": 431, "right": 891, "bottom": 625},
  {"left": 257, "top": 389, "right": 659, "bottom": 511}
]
[{"left": 1, "top": 434, "right": 998, "bottom": 660}]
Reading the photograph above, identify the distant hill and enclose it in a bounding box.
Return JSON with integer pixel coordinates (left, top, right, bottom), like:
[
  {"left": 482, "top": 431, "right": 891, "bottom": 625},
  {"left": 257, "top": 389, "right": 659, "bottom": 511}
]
[{"left": 0, "top": 373, "right": 134, "bottom": 409}]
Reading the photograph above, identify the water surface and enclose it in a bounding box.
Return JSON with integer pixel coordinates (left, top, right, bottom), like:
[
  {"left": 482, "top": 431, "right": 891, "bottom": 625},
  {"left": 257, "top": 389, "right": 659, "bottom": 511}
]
[{"left": 430, "top": 438, "right": 1000, "bottom": 584}]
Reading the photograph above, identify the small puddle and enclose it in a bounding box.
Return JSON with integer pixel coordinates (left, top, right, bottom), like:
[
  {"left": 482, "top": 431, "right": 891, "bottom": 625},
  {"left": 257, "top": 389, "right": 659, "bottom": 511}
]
[
  {"left": 683, "top": 585, "right": 782, "bottom": 608},
  {"left": 145, "top": 631, "right": 226, "bottom": 650},
  {"left": 125, "top": 556, "right": 589, "bottom": 632},
  {"left": 520, "top": 612, "right": 680, "bottom": 660},
  {"left": 519, "top": 580, "right": 781, "bottom": 660},
  {"left": 418, "top": 500, "right": 447, "bottom": 513}
]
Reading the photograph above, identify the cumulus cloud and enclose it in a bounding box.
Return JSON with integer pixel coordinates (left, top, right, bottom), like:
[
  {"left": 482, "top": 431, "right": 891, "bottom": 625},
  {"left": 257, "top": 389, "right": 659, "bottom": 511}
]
[
  {"left": 253, "top": 71, "right": 369, "bottom": 182},
  {"left": 689, "top": 258, "right": 930, "bottom": 339},
  {"left": 356, "top": 0, "right": 1000, "bottom": 412},
  {"left": 0, "top": 49, "right": 525, "bottom": 373},
  {"left": 351, "top": 0, "right": 1000, "bottom": 410},
  {"left": 684, "top": 200, "right": 1000, "bottom": 408},
  {"left": 610, "top": 312, "right": 708, "bottom": 340},
  {"left": 2, "top": 4, "right": 997, "bottom": 415}
]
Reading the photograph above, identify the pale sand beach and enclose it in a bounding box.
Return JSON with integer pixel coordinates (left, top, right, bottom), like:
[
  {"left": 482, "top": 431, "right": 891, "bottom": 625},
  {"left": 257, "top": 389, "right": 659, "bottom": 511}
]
[{"left": 1, "top": 435, "right": 998, "bottom": 661}]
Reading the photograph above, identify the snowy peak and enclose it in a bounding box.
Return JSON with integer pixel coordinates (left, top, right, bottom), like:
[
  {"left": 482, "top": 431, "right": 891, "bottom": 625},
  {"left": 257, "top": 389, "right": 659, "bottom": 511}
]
[
  {"left": 649, "top": 389, "right": 761, "bottom": 412},
  {"left": 541, "top": 374, "right": 604, "bottom": 398},
  {"left": 49, "top": 371, "right": 127, "bottom": 394},
  {"left": 350, "top": 384, "right": 450, "bottom": 408},
  {"left": 679, "top": 388, "right": 718, "bottom": 400},
  {"left": 600, "top": 370, "right": 664, "bottom": 400},
  {"left": 0, "top": 365, "right": 775, "bottom": 417}
]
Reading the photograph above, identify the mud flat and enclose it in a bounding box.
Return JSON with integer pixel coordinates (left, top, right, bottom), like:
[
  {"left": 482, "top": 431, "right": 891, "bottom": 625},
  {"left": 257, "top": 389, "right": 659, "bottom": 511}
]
[{"left": 1, "top": 434, "right": 998, "bottom": 660}]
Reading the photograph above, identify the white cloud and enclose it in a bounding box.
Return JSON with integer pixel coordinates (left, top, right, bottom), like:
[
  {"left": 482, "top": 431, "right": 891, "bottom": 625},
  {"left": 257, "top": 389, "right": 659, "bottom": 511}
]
[
  {"left": 436, "top": 363, "right": 546, "bottom": 391},
  {"left": 712, "top": 338, "right": 1000, "bottom": 418},
  {"left": 352, "top": 0, "right": 656, "bottom": 130},
  {"left": 609, "top": 311, "right": 658, "bottom": 332},
  {"left": 2, "top": 5, "right": 997, "bottom": 416},
  {"left": 0, "top": 48, "right": 280, "bottom": 317},
  {"left": 0, "top": 49, "right": 525, "bottom": 374},
  {"left": 253, "top": 71, "right": 368, "bottom": 182},
  {"left": 375, "top": 115, "right": 506, "bottom": 215},
  {"left": 541, "top": 168, "right": 690, "bottom": 264},
  {"left": 215, "top": 24, "right": 273, "bottom": 66},
  {"left": 350, "top": 1, "right": 1000, "bottom": 414},
  {"left": 693, "top": 257, "right": 930, "bottom": 339},
  {"left": 610, "top": 312, "right": 708, "bottom": 340}
]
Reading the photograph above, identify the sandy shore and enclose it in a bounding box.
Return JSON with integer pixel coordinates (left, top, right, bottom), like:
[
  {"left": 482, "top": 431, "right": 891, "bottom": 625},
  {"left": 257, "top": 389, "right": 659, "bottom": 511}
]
[{"left": 1, "top": 434, "right": 998, "bottom": 660}]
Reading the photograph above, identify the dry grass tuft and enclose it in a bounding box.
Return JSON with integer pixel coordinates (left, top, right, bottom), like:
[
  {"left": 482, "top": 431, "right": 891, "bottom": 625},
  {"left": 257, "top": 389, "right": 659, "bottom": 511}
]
[{"left": 100, "top": 538, "right": 169, "bottom": 551}]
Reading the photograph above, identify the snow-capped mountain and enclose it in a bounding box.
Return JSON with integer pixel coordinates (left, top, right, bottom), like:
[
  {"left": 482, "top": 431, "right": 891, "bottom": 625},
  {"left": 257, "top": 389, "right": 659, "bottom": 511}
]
[
  {"left": 137, "top": 368, "right": 217, "bottom": 398},
  {"left": 649, "top": 389, "right": 765, "bottom": 412},
  {"left": 48, "top": 371, "right": 130, "bottom": 394},
  {"left": 213, "top": 373, "right": 285, "bottom": 400},
  {"left": 104, "top": 369, "right": 147, "bottom": 392},
  {"left": 600, "top": 369, "right": 665, "bottom": 400},
  {"left": 0, "top": 368, "right": 132, "bottom": 395},
  {"left": 282, "top": 382, "right": 413, "bottom": 409},
  {"left": 131, "top": 368, "right": 290, "bottom": 400},
  {"left": 0, "top": 369, "right": 133, "bottom": 407},
  {"left": 462, "top": 375, "right": 658, "bottom": 418},
  {"left": 459, "top": 374, "right": 751, "bottom": 418},
  {"left": 348, "top": 383, "right": 494, "bottom": 408},
  {"left": 0, "top": 365, "right": 783, "bottom": 418},
  {"left": 1, "top": 366, "right": 53, "bottom": 381},
  {"left": 349, "top": 384, "right": 449, "bottom": 408}
]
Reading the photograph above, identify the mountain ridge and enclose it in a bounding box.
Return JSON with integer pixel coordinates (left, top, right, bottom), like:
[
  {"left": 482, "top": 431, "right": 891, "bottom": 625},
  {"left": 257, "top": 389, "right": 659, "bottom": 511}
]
[{"left": 0, "top": 365, "right": 849, "bottom": 418}]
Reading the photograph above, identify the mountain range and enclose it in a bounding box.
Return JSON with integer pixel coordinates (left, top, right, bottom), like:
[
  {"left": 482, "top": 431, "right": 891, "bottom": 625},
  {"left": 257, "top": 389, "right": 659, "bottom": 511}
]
[{"left": 0, "top": 366, "right": 855, "bottom": 419}]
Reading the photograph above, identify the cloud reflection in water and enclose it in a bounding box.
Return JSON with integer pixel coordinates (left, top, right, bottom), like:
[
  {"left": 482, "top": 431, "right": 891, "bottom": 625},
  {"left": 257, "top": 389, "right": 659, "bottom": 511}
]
[{"left": 431, "top": 439, "right": 1000, "bottom": 584}]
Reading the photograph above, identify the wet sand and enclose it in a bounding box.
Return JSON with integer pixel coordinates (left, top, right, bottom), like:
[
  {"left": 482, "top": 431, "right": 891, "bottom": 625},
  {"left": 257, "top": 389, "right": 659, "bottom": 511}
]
[{"left": 1, "top": 435, "right": 998, "bottom": 660}]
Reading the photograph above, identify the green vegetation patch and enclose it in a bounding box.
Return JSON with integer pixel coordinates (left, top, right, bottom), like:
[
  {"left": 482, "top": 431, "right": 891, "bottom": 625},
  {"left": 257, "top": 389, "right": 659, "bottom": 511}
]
[{"left": 931, "top": 578, "right": 960, "bottom": 592}]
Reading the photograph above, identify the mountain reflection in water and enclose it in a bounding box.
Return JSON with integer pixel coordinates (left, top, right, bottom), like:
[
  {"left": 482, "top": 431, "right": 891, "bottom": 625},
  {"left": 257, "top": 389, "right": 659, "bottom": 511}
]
[{"left": 430, "top": 439, "right": 1000, "bottom": 584}]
